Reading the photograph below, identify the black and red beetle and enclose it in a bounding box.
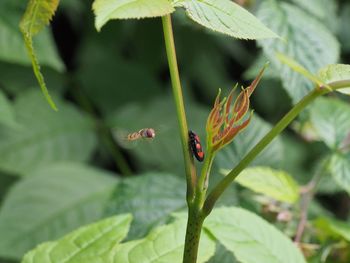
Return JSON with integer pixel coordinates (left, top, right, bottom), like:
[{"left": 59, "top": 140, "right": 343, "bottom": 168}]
[{"left": 188, "top": 130, "right": 205, "bottom": 162}]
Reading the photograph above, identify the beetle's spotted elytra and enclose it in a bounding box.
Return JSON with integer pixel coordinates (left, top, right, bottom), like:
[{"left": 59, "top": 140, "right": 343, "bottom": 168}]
[{"left": 188, "top": 130, "right": 204, "bottom": 162}]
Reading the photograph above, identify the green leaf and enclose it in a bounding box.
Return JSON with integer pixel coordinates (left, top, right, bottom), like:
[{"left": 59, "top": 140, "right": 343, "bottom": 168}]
[
  {"left": 0, "top": 9, "right": 63, "bottom": 70},
  {"left": 105, "top": 173, "right": 186, "bottom": 239},
  {"left": 19, "top": 0, "right": 61, "bottom": 110},
  {"left": 276, "top": 53, "right": 326, "bottom": 88},
  {"left": 215, "top": 115, "right": 284, "bottom": 170},
  {"left": 176, "top": 0, "right": 278, "bottom": 39},
  {"left": 257, "top": 1, "right": 339, "bottom": 103},
  {"left": 93, "top": 0, "right": 175, "bottom": 31},
  {"left": 21, "top": 32, "right": 58, "bottom": 110},
  {"left": 208, "top": 243, "right": 238, "bottom": 263},
  {"left": 318, "top": 64, "right": 350, "bottom": 95},
  {"left": 309, "top": 97, "right": 350, "bottom": 150},
  {"left": 290, "top": 0, "right": 338, "bottom": 30},
  {"left": 0, "top": 163, "right": 118, "bottom": 260},
  {"left": 0, "top": 90, "right": 97, "bottom": 175},
  {"left": 314, "top": 217, "right": 350, "bottom": 242},
  {"left": 290, "top": 0, "right": 334, "bottom": 19},
  {"left": 231, "top": 167, "right": 299, "bottom": 204},
  {"left": 22, "top": 214, "right": 132, "bottom": 263},
  {"left": 111, "top": 219, "right": 216, "bottom": 263},
  {"left": 328, "top": 153, "right": 350, "bottom": 195},
  {"left": 0, "top": 90, "right": 17, "bottom": 128},
  {"left": 205, "top": 207, "right": 306, "bottom": 263},
  {"left": 19, "top": 0, "right": 59, "bottom": 36}
]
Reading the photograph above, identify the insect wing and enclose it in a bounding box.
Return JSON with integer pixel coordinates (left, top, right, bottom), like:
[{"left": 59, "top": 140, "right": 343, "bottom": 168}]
[
  {"left": 112, "top": 125, "right": 169, "bottom": 149},
  {"left": 112, "top": 128, "right": 140, "bottom": 149}
]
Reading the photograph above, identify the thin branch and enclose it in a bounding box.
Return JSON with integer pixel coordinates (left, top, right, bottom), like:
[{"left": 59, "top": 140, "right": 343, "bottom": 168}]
[
  {"left": 294, "top": 159, "right": 329, "bottom": 243},
  {"left": 203, "top": 80, "right": 350, "bottom": 216},
  {"left": 161, "top": 15, "right": 197, "bottom": 203}
]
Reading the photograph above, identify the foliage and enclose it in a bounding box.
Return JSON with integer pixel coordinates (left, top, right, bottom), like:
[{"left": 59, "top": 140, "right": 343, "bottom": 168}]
[
  {"left": 93, "top": 0, "right": 175, "bottom": 31},
  {"left": 0, "top": 0, "right": 349, "bottom": 263},
  {"left": 0, "top": 90, "right": 97, "bottom": 175},
  {"left": 105, "top": 172, "right": 186, "bottom": 239},
  {"left": 231, "top": 167, "right": 299, "bottom": 204},
  {"left": 22, "top": 214, "right": 132, "bottom": 263},
  {"left": 19, "top": 0, "right": 61, "bottom": 110},
  {"left": 173, "top": 0, "right": 278, "bottom": 40},
  {"left": 205, "top": 207, "right": 306, "bottom": 263},
  {"left": 0, "top": 163, "right": 118, "bottom": 260},
  {"left": 21, "top": 207, "right": 307, "bottom": 263},
  {"left": 256, "top": 0, "right": 339, "bottom": 102}
]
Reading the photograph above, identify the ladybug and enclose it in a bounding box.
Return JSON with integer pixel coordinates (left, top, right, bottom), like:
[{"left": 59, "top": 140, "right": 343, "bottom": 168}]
[{"left": 188, "top": 130, "right": 205, "bottom": 162}]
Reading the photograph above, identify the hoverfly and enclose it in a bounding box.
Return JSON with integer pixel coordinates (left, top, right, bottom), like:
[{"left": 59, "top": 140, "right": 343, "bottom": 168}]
[
  {"left": 127, "top": 128, "right": 156, "bottom": 141},
  {"left": 112, "top": 127, "right": 158, "bottom": 149}
]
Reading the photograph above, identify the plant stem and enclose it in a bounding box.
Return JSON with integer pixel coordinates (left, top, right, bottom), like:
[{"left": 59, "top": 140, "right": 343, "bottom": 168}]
[
  {"left": 294, "top": 189, "right": 313, "bottom": 244},
  {"left": 161, "top": 14, "right": 196, "bottom": 203},
  {"left": 294, "top": 159, "right": 328, "bottom": 243},
  {"left": 183, "top": 208, "right": 205, "bottom": 263},
  {"left": 195, "top": 150, "right": 214, "bottom": 208},
  {"left": 203, "top": 79, "right": 350, "bottom": 216}
]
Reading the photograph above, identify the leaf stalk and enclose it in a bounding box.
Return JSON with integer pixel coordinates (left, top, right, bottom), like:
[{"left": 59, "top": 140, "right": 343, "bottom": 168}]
[{"left": 203, "top": 80, "right": 350, "bottom": 216}]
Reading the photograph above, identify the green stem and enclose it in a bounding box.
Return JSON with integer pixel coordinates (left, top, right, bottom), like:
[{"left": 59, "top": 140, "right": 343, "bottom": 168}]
[
  {"left": 195, "top": 150, "right": 214, "bottom": 208},
  {"left": 203, "top": 79, "right": 350, "bottom": 216},
  {"left": 162, "top": 15, "right": 196, "bottom": 203},
  {"left": 183, "top": 208, "right": 205, "bottom": 263}
]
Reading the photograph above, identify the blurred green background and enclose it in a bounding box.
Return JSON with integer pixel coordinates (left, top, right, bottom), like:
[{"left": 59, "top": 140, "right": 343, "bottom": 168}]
[{"left": 1, "top": 0, "right": 350, "bottom": 262}]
